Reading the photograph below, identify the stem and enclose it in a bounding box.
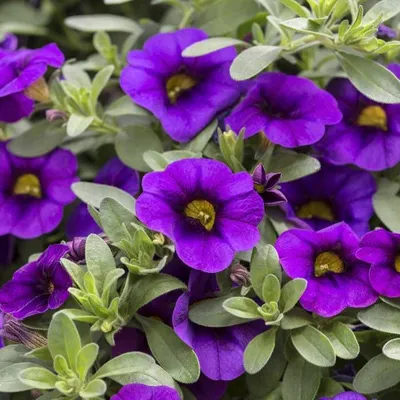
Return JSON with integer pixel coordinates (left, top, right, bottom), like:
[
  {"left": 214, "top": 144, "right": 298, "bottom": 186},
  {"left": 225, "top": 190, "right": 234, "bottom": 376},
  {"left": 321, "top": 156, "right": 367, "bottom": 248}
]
[{"left": 179, "top": 7, "right": 195, "bottom": 29}]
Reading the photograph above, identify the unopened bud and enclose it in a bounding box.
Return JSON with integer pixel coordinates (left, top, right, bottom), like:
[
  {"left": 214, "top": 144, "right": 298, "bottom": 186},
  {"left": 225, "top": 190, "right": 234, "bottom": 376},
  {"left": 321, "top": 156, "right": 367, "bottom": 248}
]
[
  {"left": 46, "top": 109, "right": 67, "bottom": 122},
  {"left": 66, "top": 236, "right": 86, "bottom": 264},
  {"left": 24, "top": 77, "right": 50, "bottom": 103},
  {"left": 230, "top": 264, "right": 251, "bottom": 287}
]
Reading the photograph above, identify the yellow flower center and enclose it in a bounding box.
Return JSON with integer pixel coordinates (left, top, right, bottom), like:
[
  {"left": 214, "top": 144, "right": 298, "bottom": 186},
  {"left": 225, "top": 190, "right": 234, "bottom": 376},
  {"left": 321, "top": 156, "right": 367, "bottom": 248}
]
[
  {"left": 395, "top": 255, "right": 400, "bottom": 273},
  {"left": 357, "top": 105, "right": 388, "bottom": 131},
  {"left": 184, "top": 200, "right": 216, "bottom": 231},
  {"left": 166, "top": 73, "right": 197, "bottom": 104},
  {"left": 314, "top": 251, "right": 345, "bottom": 277},
  {"left": 13, "top": 174, "right": 42, "bottom": 198},
  {"left": 254, "top": 183, "right": 265, "bottom": 194},
  {"left": 48, "top": 281, "right": 55, "bottom": 294},
  {"left": 297, "top": 200, "right": 335, "bottom": 221},
  {"left": 24, "top": 77, "right": 50, "bottom": 103}
]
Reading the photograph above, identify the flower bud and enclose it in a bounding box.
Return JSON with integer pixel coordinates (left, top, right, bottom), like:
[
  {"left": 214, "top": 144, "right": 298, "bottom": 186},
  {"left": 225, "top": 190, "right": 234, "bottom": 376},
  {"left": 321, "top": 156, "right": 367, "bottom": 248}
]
[
  {"left": 46, "top": 109, "right": 67, "bottom": 122},
  {"left": 24, "top": 77, "right": 50, "bottom": 103},
  {"left": 230, "top": 264, "right": 251, "bottom": 287},
  {"left": 66, "top": 236, "right": 87, "bottom": 264}
]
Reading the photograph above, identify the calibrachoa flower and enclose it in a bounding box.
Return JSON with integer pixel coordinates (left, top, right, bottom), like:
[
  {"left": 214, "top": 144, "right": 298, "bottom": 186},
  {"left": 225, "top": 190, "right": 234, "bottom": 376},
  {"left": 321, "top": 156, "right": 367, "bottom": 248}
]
[
  {"left": 252, "top": 164, "right": 287, "bottom": 206},
  {"left": 0, "top": 33, "right": 18, "bottom": 55},
  {"left": 320, "top": 393, "right": 367, "bottom": 400},
  {"left": 357, "top": 228, "right": 400, "bottom": 297},
  {"left": 136, "top": 158, "right": 264, "bottom": 272},
  {"left": 314, "top": 65, "right": 400, "bottom": 171},
  {"left": 0, "top": 142, "right": 78, "bottom": 239},
  {"left": 0, "top": 244, "right": 71, "bottom": 319},
  {"left": 225, "top": 72, "right": 342, "bottom": 148},
  {"left": 111, "top": 384, "right": 180, "bottom": 400},
  {"left": 121, "top": 28, "right": 241, "bottom": 142},
  {"left": 280, "top": 162, "right": 376, "bottom": 236},
  {"left": 173, "top": 270, "right": 263, "bottom": 381},
  {"left": 0, "top": 43, "right": 64, "bottom": 123},
  {"left": 66, "top": 157, "right": 140, "bottom": 239},
  {"left": 275, "top": 223, "right": 378, "bottom": 317}
]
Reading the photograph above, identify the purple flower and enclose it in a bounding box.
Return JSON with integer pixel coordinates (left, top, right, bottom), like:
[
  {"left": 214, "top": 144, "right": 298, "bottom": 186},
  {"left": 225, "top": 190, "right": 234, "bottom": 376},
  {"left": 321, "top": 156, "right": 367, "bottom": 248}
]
[
  {"left": 0, "top": 43, "right": 64, "bottom": 123},
  {"left": 377, "top": 24, "right": 397, "bottom": 39},
  {"left": 320, "top": 393, "right": 367, "bottom": 400},
  {"left": 280, "top": 162, "right": 376, "bottom": 237},
  {"left": 0, "top": 235, "right": 15, "bottom": 266},
  {"left": 0, "top": 142, "right": 78, "bottom": 239},
  {"left": 0, "top": 244, "right": 72, "bottom": 319},
  {"left": 120, "top": 28, "right": 241, "bottom": 142},
  {"left": 225, "top": 72, "right": 342, "bottom": 148},
  {"left": 357, "top": 228, "right": 400, "bottom": 298},
  {"left": 111, "top": 384, "right": 180, "bottom": 400},
  {"left": 173, "top": 270, "right": 263, "bottom": 381},
  {"left": 252, "top": 164, "right": 287, "bottom": 206},
  {"left": 0, "top": 33, "right": 18, "bottom": 55},
  {"left": 66, "top": 157, "right": 140, "bottom": 239},
  {"left": 314, "top": 65, "right": 400, "bottom": 171},
  {"left": 136, "top": 158, "right": 264, "bottom": 272},
  {"left": 275, "top": 223, "right": 378, "bottom": 317}
]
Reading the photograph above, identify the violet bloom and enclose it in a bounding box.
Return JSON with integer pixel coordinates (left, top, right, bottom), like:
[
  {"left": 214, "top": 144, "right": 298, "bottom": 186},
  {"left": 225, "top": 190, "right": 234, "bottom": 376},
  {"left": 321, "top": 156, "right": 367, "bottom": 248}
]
[
  {"left": 173, "top": 270, "right": 263, "bottom": 381},
  {"left": 320, "top": 393, "right": 366, "bottom": 400},
  {"left": 121, "top": 28, "right": 241, "bottom": 142},
  {"left": 0, "top": 43, "right": 64, "bottom": 123},
  {"left": 280, "top": 162, "right": 376, "bottom": 237},
  {"left": 225, "top": 72, "right": 342, "bottom": 148},
  {"left": 0, "top": 33, "right": 18, "bottom": 56},
  {"left": 252, "top": 164, "right": 287, "bottom": 206},
  {"left": 275, "top": 223, "right": 378, "bottom": 317},
  {"left": 377, "top": 24, "right": 397, "bottom": 39},
  {"left": 357, "top": 228, "right": 400, "bottom": 298},
  {"left": 111, "top": 384, "right": 180, "bottom": 400},
  {"left": 0, "top": 244, "right": 72, "bottom": 319},
  {"left": 66, "top": 157, "right": 140, "bottom": 239},
  {"left": 136, "top": 158, "right": 264, "bottom": 272},
  {"left": 314, "top": 65, "right": 400, "bottom": 171},
  {"left": 0, "top": 142, "right": 78, "bottom": 239}
]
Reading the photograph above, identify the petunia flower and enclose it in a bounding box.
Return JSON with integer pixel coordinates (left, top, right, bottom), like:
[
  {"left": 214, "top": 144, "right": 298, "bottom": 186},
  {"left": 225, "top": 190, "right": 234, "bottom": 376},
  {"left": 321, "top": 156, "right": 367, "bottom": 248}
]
[
  {"left": 320, "top": 392, "right": 367, "bottom": 400},
  {"left": 252, "top": 164, "right": 287, "bottom": 206},
  {"left": 66, "top": 157, "right": 140, "bottom": 239},
  {"left": 0, "top": 244, "right": 72, "bottom": 319},
  {"left": 136, "top": 158, "right": 264, "bottom": 272},
  {"left": 275, "top": 223, "right": 378, "bottom": 317},
  {"left": 0, "top": 33, "right": 18, "bottom": 56},
  {"left": 173, "top": 269, "right": 264, "bottom": 381},
  {"left": 111, "top": 384, "right": 179, "bottom": 400},
  {"left": 0, "top": 142, "right": 78, "bottom": 239},
  {"left": 0, "top": 43, "right": 64, "bottom": 123},
  {"left": 314, "top": 65, "right": 400, "bottom": 171},
  {"left": 225, "top": 72, "right": 342, "bottom": 148},
  {"left": 280, "top": 162, "right": 376, "bottom": 236},
  {"left": 357, "top": 228, "right": 400, "bottom": 298},
  {"left": 120, "top": 28, "right": 241, "bottom": 142}
]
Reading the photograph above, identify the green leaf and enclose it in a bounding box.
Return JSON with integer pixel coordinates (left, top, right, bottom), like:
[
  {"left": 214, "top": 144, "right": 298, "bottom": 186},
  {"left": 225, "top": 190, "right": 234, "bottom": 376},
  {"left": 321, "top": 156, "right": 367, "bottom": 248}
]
[
  {"left": 0, "top": 363, "right": 38, "bottom": 393},
  {"left": 322, "top": 322, "right": 359, "bottom": 360},
  {"left": 72, "top": 181, "right": 136, "bottom": 210},
  {"left": 105, "top": 0, "right": 133, "bottom": 4},
  {"left": 115, "top": 126, "right": 164, "bottom": 172},
  {"left": 193, "top": 0, "right": 260, "bottom": 36},
  {"left": 63, "top": 65, "right": 91, "bottom": 87},
  {"left": 268, "top": 148, "right": 320, "bottom": 182},
  {"left": 76, "top": 343, "right": 99, "bottom": 381},
  {"left": 93, "top": 352, "right": 155, "bottom": 380},
  {"left": 280, "top": 18, "right": 333, "bottom": 38},
  {"left": 18, "top": 367, "right": 58, "bottom": 390},
  {"left": 358, "top": 303, "right": 400, "bottom": 334},
  {"left": 244, "top": 328, "right": 277, "bottom": 374},
  {"left": 137, "top": 316, "right": 200, "bottom": 384},
  {"left": 8, "top": 122, "right": 65, "bottom": 158},
  {"left": 67, "top": 115, "right": 94, "bottom": 137},
  {"left": 85, "top": 234, "right": 116, "bottom": 295},
  {"left": 354, "top": 354, "right": 400, "bottom": 393},
  {"left": 291, "top": 326, "right": 336, "bottom": 367},
  {"left": 0, "top": 345, "right": 34, "bottom": 370},
  {"left": 383, "top": 338, "right": 400, "bottom": 360},
  {"left": 364, "top": 0, "right": 400, "bottom": 23},
  {"left": 280, "top": 308, "right": 312, "bottom": 330},
  {"left": 61, "top": 258, "right": 85, "bottom": 289},
  {"left": 80, "top": 379, "right": 106, "bottom": 398},
  {"left": 337, "top": 52, "right": 400, "bottom": 104},
  {"left": 65, "top": 14, "right": 142, "bottom": 33},
  {"left": 346, "top": 0, "right": 359, "bottom": 20},
  {"left": 250, "top": 244, "right": 281, "bottom": 299},
  {"left": 230, "top": 46, "right": 282, "bottom": 81},
  {"left": 188, "top": 291, "right": 249, "bottom": 327},
  {"left": 91, "top": 65, "right": 114, "bottom": 109},
  {"left": 282, "top": 355, "right": 321, "bottom": 400},
  {"left": 48, "top": 312, "right": 81, "bottom": 371},
  {"left": 262, "top": 274, "right": 281, "bottom": 303},
  {"left": 280, "top": 279, "right": 307, "bottom": 313},
  {"left": 316, "top": 377, "right": 344, "bottom": 398},
  {"left": 106, "top": 96, "right": 149, "bottom": 117},
  {"left": 223, "top": 297, "right": 261, "bottom": 319},
  {"left": 280, "top": 0, "right": 310, "bottom": 17},
  {"left": 373, "top": 183, "right": 400, "bottom": 232},
  {"left": 183, "top": 119, "right": 218, "bottom": 153},
  {"left": 182, "top": 38, "right": 248, "bottom": 57}
]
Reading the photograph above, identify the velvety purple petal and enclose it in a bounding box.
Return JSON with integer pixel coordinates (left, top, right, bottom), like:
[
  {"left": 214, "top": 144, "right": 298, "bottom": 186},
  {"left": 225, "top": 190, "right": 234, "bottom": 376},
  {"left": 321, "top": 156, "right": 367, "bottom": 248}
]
[
  {"left": 326, "top": 78, "right": 360, "bottom": 120},
  {"left": 332, "top": 392, "right": 367, "bottom": 400},
  {"left": 0, "top": 196, "right": 20, "bottom": 236},
  {"left": 0, "top": 235, "right": 15, "bottom": 265},
  {"left": 0, "top": 93, "right": 34, "bottom": 123},
  {"left": 113, "top": 327, "right": 150, "bottom": 357},
  {"left": 213, "top": 171, "right": 255, "bottom": 202},
  {"left": 0, "top": 143, "right": 12, "bottom": 191},
  {"left": 44, "top": 177, "right": 78, "bottom": 205},
  {"left": 186, "top": 374, "right": 227, "bottom": 400},
  {"left": 111, "top": 383, "right": 180, "bottom": 400},
  {"left": 357, "top": 229, "right": 397, "bottom": 264},
  {"left": 369, "top": 263, "right": 400, "bottom": 298},
  {"left": 38, "top": 244, "right": 69, "bottom": 268},
  {"left": 276, "top": 229, "right": 319, "bottom": 261},
  {"left": 27, "top": 43, "right": 64, "bottom": 68},
  {"left": 66, "top": 203, "right": 102, "bottom": 240},
  {"left": 40, "top": 148, "right": 78, "bottom": 182},
  {"left": 217, "top": 219, "right": 260, "bottom": 252},
  {"left": 12, "top": 294, "right": 50, "bottom": 319}
]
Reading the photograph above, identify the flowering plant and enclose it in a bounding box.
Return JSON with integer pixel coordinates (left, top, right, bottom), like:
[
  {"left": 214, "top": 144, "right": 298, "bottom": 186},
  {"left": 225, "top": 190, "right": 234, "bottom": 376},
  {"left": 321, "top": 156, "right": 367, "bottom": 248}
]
[{"left": 1, "top": 0, "right": 400, "bottom": 399}]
